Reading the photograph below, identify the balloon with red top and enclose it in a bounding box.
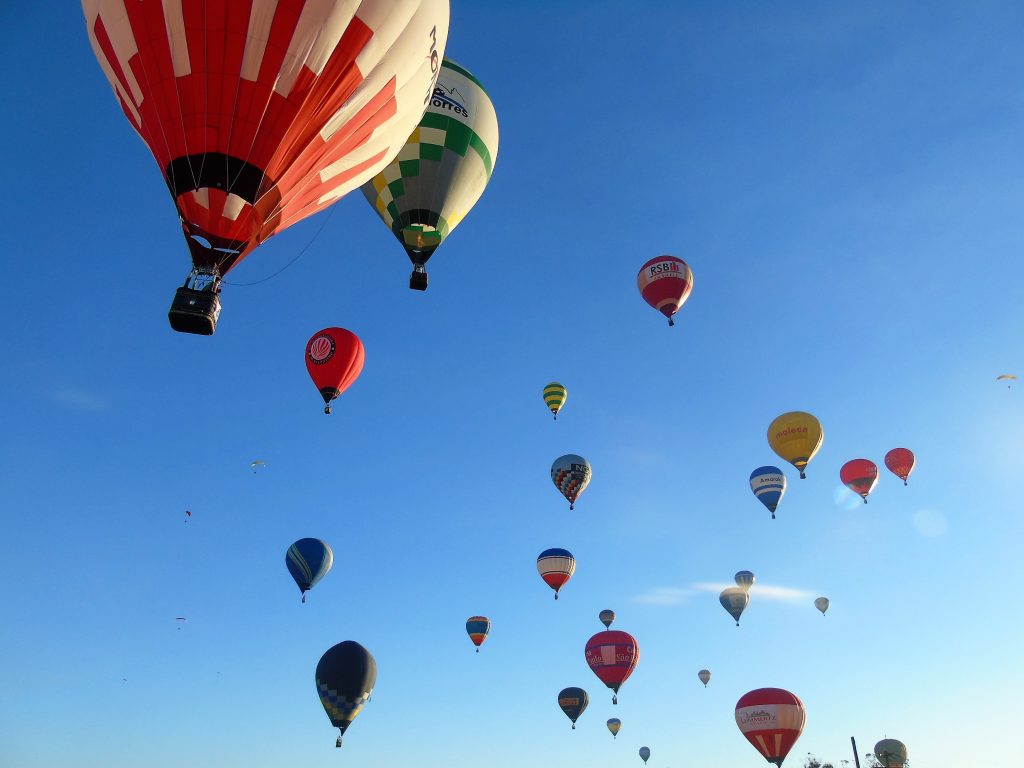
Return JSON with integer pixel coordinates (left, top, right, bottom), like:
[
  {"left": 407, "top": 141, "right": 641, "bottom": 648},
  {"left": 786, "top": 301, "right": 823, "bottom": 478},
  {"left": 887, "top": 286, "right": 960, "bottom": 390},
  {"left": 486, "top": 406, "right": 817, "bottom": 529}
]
[
  {"left": 840, "top": 459, "right": 879, "bottom": 503},
  {"left": 734, "top": 687, "right": 806, "bottom": 766},
  {"left": 585, "top": 630, "right": 639, "bottom": 704},
  {"left": 305, "top": 328, "right": 365, "bottom": 414},
  {"left": 637, "top": 255, "right": 694, "bottom": 326},
  {"left": 884, "top": 448, "right": 915, "bottom": 486}
]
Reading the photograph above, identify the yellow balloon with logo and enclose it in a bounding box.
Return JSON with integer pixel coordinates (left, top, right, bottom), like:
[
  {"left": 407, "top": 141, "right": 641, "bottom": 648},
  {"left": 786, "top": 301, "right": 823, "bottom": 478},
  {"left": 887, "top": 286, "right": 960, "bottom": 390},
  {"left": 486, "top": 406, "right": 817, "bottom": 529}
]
[{"left": 766, "top": 411, "right": 823, "bottom": 479}]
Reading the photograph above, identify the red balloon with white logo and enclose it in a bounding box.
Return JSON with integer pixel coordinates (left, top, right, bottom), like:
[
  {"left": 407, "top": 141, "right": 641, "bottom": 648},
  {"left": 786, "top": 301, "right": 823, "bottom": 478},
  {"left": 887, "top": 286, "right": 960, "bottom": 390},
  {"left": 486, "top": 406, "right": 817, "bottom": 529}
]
[
  {"left": 839, "top": 458, "right": 879, "bottom": 503},
  {"left": 305, "top": 328, "right": 365, "bottom": 414},
  {"left": 584, "top": 630, "right": 639, "bottom": 704},
  {"left": 637, "top": 255, "right": 694, "bottom": 326},
  {"left": 884, "top": 448, "right": 915, "bottom": 486},
  {"left": 734, "top": 688, "right": 806, "bottom": 766}
]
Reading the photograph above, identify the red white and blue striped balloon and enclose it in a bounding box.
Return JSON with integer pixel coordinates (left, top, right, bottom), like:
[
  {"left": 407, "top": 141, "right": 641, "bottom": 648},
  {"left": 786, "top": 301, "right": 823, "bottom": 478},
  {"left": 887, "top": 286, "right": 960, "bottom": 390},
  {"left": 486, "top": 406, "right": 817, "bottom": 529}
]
[{"left": 537, "top": 548, "right": 575, "bottom": 599}]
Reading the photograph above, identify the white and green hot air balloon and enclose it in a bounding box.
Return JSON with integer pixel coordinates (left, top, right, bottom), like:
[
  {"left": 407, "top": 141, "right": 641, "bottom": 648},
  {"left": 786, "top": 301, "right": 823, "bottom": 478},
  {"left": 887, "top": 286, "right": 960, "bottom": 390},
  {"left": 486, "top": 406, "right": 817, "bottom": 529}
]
[{"left": 361, "top": 58, "right": 499, "bottom": 290}]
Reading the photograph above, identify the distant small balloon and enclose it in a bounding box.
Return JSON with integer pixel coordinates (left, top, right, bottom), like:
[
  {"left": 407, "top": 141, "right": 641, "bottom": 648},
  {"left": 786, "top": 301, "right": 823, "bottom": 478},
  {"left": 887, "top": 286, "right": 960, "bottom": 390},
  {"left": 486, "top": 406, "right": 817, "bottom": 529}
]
[
  {"left": 814, "top": 597, "right": 829, "bottom": 615},
  {"left": 637, "top": 255, "right": 694, "bottom": 327},
  {"left": 599, "top": 609, "right": 616, "bottom": 629},
  {"left": 543, "top": 382, "right": 568, "bottom": 420},
  {"left": 698, "top": 669, "right": 711, "bottom": 687},
  {"left": 874, "top": 738, "right": 908, "bottom": 767},
  {"left": 466, "top": 616, "right": 491, "bottom": 652},
  {"left": 557, "top": 686, "right": 588, "bottom": 729},
  {"left": 749, "top": 466, "right": 787, "bottom": 518},
  {"left": 551, "top": 454, "right": 592, "bottom": 510},
  {"left": 720, "top": 587, "right": 750, "bottom": 626},
  {"left": 767, "top": 412, "right": 824, "bottom": 479},
  {"left": 884, "top": 448, "right": 915, "bottom": 486},
  {"left": 537, "top": 548, "right": 576, "bottom": 599},
  {"left": 734, "top": 571, "right": 755, "bottom": 591},
  {"left": 840, "top": 459, "right": 879, "bottom": 503},
  {"left": 606, "top": 717, "right": 621, "bottom": 738},
  {"left": 639, "top": 746, "right": 651, "bottom": 764}
]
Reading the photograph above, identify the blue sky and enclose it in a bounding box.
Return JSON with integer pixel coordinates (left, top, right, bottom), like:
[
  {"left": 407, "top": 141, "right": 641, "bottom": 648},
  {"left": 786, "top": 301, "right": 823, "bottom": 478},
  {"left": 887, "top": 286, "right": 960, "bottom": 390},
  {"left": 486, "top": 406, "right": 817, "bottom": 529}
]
[{"left": 2, "top": 1, "right": 1024, "bottom": 766}]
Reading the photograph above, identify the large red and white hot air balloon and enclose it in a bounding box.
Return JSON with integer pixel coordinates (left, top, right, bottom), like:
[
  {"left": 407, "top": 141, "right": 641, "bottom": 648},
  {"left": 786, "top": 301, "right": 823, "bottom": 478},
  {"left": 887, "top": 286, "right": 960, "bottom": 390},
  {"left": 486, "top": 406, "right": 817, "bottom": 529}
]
[
  {"left": 734, "top": 688, "right": 806, "bottom": 766},
  {"left": 840, "top": 459, "right": 879, "bottom": 503},
  {"left": 84, "top": 0, "right": 449, "bottom": 334},
  {"left": 585, "top": 630, "right": 639, "bottom": 704},
  {"left": 637, "top": 255, "right": 693, "bottom": 326}
]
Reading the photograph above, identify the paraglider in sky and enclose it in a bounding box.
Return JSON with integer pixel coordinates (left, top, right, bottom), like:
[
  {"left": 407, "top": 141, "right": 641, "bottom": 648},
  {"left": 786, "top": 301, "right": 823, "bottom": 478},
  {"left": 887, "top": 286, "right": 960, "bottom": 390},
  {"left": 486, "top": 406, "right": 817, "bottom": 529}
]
[
  {"left": 884, "top": 448, "right": 915, "bottom": 486},
  {"left": 361, "top": 57, "right": 499, "bottom": 291},
  {"left": 305, "top": 328, "right": 365, "bottom": 414},
  {"left": 585, "top": 630, "right": 639, "bottom": 704},
  {"left": 537, "top": 548, "right": 575, "bottom": 599},
  {"left": 749, "top": 466, "right": 787, "bottom": 518},
  {"left": 720, "top": 587, "right": 750, "bottom": 626},
  {"left": 639, "top": 746, "right": 651, "bottom": 764},
  {"left": 606, "top": 718, "right": 621, "bottom": 738},
  {"left": 543, "top": 382, "right": 568, "bottom": 420},
  {"left": 874, "top": 738, "right": 908, "bottom": 767},
  {"left": 250, "top": 460, "right": 266, "bottom": 474},
  {"left": 598, "top": 609, "right": 616, "bottom": 629},
  {"left": 465, "top": 616, "right": 490, "bottom": 652},
  {"left": 698, "top": 669, "right": 711, "bottom": 687},
  {"left": 814, "top": 597, "right": 829, "bottom": 615},
  {"left": 184, "top": 510, "right": 191, "bottom": 523},
  {"left": 997, "top": 374, "right": 1018, "bottom": 388},
  {"left": 735, "top": 571, "right": 756, "bottom": 592},
  {"left": 637, "top": 255, "right": 694, "bottom": 326},
  {"left": 840, "top": 459, "right": 879, "bottom": 503},
  {"left": 174, "top": 617, "right": 187, "bottom": 630},
  {"left": 315, "top": 640, "right": 377, "bottom": 748},
  {"left": 551, "top": 454, "right": 592, "bottom": 510},
  {"left": 557, "top": 687, "right": 588, "bottom": 729},
  {"left": 735, "top": 688, "right": 806, "bottom": 766},
  {"left": 286, "top": 539, "right": 334, "bottom": 603},
  {"left": 767, "top": 412, "right": 823, "bottom": 479},
  {"left": 83, "top": 0, "right": 450, "bottom": 334}
]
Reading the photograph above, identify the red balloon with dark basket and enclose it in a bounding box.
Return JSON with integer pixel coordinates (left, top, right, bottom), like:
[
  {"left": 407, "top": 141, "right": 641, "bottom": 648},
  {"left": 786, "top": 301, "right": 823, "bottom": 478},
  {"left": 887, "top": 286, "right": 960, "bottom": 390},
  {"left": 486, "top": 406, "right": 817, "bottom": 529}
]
[
  {"left": 585, "top": 630, "right": 639, "bottom": 704},
  {"left": 839, "top": 458, "right": 879, "bottom": 503},
  {"left": 305, "top": 328, "right": 365, "bottom": 414},
  {"left": 637, "top": 255, "right": 694, "bottom": 326},
  {"left": 884, "top": 448, "right": 915, "bottom": 486},
  {"left": 734, "top": 687, "right": 806, "bottom": 766}
]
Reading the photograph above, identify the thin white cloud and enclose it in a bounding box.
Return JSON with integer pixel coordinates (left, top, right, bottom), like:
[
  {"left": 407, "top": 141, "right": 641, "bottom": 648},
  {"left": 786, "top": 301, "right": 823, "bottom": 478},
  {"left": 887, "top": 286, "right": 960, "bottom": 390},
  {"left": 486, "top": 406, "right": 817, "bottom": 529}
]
[
  {"left": 913, "top": 508, "right": 948, "bottom": 537},
  {"left": 46, "top": 387, "right": 110, "bottom": 412},
  {"left": 634, "top": 582, "right": 816, "bottom": 606},
  {"left": 632, "top": 587, "right": 695, "bottom": 605}
]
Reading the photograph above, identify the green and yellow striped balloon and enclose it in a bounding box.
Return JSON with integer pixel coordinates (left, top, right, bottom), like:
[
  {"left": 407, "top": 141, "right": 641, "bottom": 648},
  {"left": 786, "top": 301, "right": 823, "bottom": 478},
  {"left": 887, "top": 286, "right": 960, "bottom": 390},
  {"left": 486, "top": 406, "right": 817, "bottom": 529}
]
[
  {"left": 361, "top": 58, "right": 499, "bottom": 291},
  {"left": 543, "top": 382, "right": 568, "bottom": 420}
]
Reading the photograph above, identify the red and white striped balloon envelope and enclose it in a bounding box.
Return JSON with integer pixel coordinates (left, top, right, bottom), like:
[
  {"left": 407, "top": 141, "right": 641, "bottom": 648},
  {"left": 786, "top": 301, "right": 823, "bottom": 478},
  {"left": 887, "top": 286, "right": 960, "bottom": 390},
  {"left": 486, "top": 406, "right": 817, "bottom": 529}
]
[{"left": 735, "top": 688, "right": 806, "bottom": 766}]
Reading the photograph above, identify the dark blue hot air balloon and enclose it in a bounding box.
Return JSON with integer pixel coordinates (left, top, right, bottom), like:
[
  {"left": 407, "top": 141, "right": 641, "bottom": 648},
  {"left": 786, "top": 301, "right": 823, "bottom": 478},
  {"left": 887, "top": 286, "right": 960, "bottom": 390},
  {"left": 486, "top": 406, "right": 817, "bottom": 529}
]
[
  {"left": 316, "top": 640, "right": 377, "bottom": 747},
  {"left": 286, "top": 538, "right": 333, "bottom": 603},
  {"left": 557, "top": 686, "right": 589, "bottom": 729}
]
